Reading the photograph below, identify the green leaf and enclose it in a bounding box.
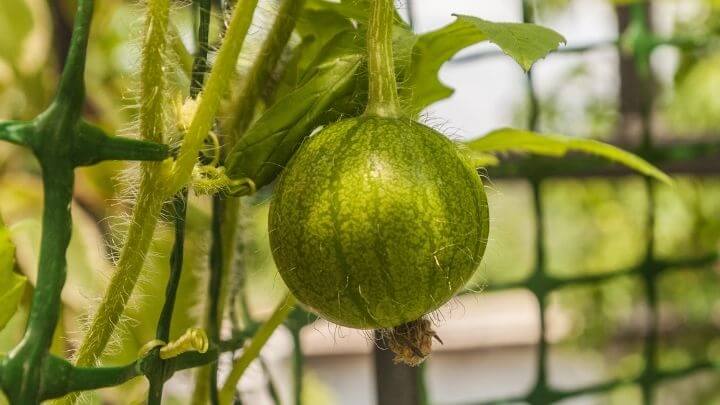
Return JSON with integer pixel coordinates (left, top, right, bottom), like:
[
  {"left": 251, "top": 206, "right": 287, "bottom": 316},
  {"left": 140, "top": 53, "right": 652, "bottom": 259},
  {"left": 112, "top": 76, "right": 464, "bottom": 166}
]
[
  {"left": 294, "top": 7, "right": 356, "bottom": 76},
  {"left": 468, "top": 152, "right": 500, "bottom": 168},
  {"left": 305, "top": 0, "right": 367, "bottom": 22},
  {"left": 403, "top": 16, "right": 565, "bottom": 114},
  {"left": 306, "top": 0, "right": 409, "bottom": 26},
  {"left": 467, "top": 128, "right": 672, "bottom": 184},
  {"left": 226, "top": 48, "right": 363, "bottom": 188},
  {"left": 402, "top": 19, "right": 486, "bottom": 114},
  {"left": 453, "top": 15, "right": 566, "bottom": 71},
  {"left": 0, "top": 218, "right": 26, "bottom": 331}
]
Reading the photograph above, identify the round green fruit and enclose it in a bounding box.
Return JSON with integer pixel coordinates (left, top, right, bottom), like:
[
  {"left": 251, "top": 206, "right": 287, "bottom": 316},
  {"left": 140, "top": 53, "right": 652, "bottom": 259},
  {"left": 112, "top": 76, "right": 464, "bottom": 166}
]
[{"left": 269, "top": 116, "right": 489, "bottom": 329}]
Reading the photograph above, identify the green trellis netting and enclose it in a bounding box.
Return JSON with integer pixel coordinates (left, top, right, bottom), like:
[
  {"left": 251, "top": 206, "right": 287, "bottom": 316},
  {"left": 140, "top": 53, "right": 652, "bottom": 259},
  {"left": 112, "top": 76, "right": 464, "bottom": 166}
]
[
  {"left": 0, "top": 0, "right": 719, "bottom": 404},
  {"left": 390, "top": 1, "right": 720, "bottom": 404}
]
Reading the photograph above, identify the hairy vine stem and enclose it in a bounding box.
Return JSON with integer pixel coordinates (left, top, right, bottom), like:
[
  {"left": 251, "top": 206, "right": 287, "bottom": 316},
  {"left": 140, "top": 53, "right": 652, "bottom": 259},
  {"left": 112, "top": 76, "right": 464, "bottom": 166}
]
[
  {"left": 69, "top": 0, "right": 172, "bottom": 381},
  {"left": 193, "top": 1, "right": 306, "bottom": 402},
  {"left": 67, "top": 0, "right": 260, "bottom": 396},
  {"left": 145, "top": 0, "right": 214, "bottom": 402},
  {"left": 364, "top": 0, "right": 401, "bottom": 118},
  {"left": 168, "top": 0, "right": 260, "bottom": 194}
]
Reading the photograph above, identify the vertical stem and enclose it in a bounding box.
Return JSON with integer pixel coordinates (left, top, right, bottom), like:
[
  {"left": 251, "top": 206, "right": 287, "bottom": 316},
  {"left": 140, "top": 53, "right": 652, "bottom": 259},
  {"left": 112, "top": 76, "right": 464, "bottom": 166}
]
[
  {"left": 641, "top": 178, "right": 657, "bottom": 405},
  {"left": 169, "top": 0, "right": 260, "bottom": 194},
  {"left": 192, "top": 200, "right": 237, "bottom": 405},
  {"left": 364, "top": 0, "right": 401, "bottom": 118},
  {"left": 145, "top": 189, "right": 189, "bottom": 405},
  {"left": 154, "top": 0, "right": 212, "bottom": 402},
  {"left": 221, "top": 198, "right": 245, "bottom": 328},
  {"left": 53, "top": 0, "right": 93, "bottom": 113},
  {"left": 207, "top": 196, "right": 225, "bottom": 405},
  {"left": 291, "top": 330, "right": 303, "bottom": 405},
  {"left": 71, "top": 0, "right": 170, "bottom": 376},
  {"left": 527, "top": 179, "right": 550, "bottom": 405},
  {"left": 196, "top": 1, "right": 305, "bottom": 400},
  {"left": 157, "top": 192, "right": 189, "bottom": 343},
  {"left": 191, "top": 0, "right": 212, "bottom": 96},
  {"left": 632, "top": 6, "right": 658, "bottom": 404},
  {"left": 523, "top": 0, "right": 540, "bottom": 132},
  {"left": 3, "top": 169, "right": 74, "bottom": 404},
  {"left": 218, "top": 295, "right": 296, "bottom": 405}
]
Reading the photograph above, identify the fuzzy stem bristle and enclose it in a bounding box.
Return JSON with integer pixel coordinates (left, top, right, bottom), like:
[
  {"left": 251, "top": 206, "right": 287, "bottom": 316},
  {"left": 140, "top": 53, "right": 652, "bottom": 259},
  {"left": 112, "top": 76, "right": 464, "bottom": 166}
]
[{"left": 381, "top": 317, "right": 439, "bottom": 367}]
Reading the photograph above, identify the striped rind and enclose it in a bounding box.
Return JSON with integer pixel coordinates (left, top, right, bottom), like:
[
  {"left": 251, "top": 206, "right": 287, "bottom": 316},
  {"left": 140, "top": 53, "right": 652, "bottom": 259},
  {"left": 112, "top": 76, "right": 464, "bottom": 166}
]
[{"left": 269, "top": 117, "right": 489, "bottom": 329}]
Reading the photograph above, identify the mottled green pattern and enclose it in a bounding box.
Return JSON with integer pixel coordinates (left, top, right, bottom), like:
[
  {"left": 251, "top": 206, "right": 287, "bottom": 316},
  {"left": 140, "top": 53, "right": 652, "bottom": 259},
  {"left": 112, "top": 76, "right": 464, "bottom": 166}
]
[{"left": 269, "top": 117, "right": 489, "bottom": 329}]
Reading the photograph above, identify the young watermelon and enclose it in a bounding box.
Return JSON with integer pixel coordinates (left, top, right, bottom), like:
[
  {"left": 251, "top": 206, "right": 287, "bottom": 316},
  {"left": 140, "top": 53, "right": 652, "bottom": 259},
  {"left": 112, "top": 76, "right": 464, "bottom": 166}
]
[{"left": 268, "top": 116, "right": 489, "bottom": 364}]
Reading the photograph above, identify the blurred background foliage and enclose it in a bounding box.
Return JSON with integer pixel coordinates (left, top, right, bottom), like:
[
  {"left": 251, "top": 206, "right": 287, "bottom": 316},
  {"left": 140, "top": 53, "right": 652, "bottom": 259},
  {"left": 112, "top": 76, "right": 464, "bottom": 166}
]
[{"left": 0, "top": 0, "right": 719, "bottom": 404}]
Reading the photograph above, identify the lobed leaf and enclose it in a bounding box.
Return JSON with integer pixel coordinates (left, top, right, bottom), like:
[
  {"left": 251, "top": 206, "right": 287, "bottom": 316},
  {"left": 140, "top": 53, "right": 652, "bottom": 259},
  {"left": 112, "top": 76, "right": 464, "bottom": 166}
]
[
  {"left": 453, "top": 15, "right": 566, "bottom": 72},
  {"left": 404, "top": 16, "right": 565, "bottom": 114},
  {"left": 467, "top": 128, "right": 672, "bottom": 184},
  {"left": 402, "top": 18, "right": 485, "bottom": 114}
]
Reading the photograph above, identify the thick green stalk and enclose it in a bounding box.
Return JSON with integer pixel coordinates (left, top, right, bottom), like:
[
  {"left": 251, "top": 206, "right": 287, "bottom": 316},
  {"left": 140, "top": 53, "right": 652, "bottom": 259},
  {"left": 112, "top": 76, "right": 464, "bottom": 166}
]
[
  {"left": 364, "top": 0, "right": 401, "bottom": 118},
  {"left": 71, "top": 0, "right": 171, "bottom": 373},
  {"left": 38, "top": 332, "right": 259, "bottom": 400},
  {"left": 3, "top": 167, "right": 74, "bottom": 404},
  {"left": 218, "top": 295, "right": 297, "bottom": 405},
  {"left": 1, "top": 0, "right": 91, "bottom": 402},
  {"left": 168, "top": 0, "right": 260, "bottom": 194}
]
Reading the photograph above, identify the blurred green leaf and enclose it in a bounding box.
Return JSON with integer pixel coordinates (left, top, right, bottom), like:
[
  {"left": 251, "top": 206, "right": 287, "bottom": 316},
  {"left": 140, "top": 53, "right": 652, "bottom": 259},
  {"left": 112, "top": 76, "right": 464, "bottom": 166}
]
[
  {"left": 305, "top": 0, "right": 408, "bottom": 26},
  {"left": 666, "top": 53, "right": 720, "bottom": 134},
  {"left": 305, "top": 0, "right": 367, "bottom": 22},
  {"left": 0, "top": 0, "right": 33, "bottom": 64},
  {"left": 469, "top": 152, "right": 500, "bottom": 168},
  {"left": 294, "top": 8, "right": 355, "bottom": 77},
  {"left": 467, "top": 128, "right": 672, "bottom": 184},
  {"left": 0, "top": 217, "right": 26, "bottom": 331}
]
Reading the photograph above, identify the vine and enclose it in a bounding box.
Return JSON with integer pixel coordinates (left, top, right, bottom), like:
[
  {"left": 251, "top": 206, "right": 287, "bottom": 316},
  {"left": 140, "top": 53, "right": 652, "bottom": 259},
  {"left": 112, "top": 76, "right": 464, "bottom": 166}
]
[
  {"left": 71, "top": 0, "right": 172, "bottom": 375},
  {"left": 69, "top": 0, "right": 261, "bottom": 390}
]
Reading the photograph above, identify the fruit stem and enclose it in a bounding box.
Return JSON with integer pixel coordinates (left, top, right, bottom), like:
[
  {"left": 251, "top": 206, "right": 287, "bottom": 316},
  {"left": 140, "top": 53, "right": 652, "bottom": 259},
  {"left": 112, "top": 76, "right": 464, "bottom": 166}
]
[{"left": 364, "top": 0, "right": 401, "bottom": 118}]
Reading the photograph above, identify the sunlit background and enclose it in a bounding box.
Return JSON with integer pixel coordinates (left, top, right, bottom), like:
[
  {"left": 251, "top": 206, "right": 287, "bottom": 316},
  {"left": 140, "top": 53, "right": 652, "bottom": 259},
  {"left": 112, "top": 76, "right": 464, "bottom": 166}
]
[{"left": 1, "top": 0, "right": 720, "bottom": 404}]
